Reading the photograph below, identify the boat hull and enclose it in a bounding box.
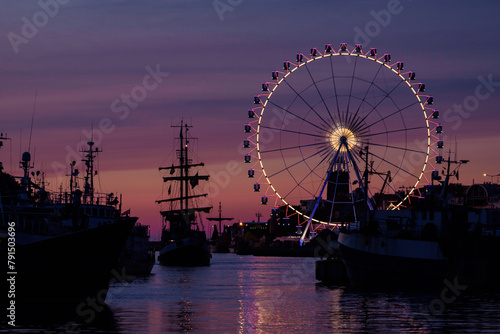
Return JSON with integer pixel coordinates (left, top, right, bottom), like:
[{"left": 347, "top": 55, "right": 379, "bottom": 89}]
[
  {"left": 1, "top": 217, "right": 137, "bottom": 309},
  {"left": 158, "top": 236, "right": 211, "bottom": 266},
  {"left": 338, "top": 231, "right": 500, "bottom": 289},
  {"left": 119, "top": 256, "right": 156, "bottom": 276},
  {"left": 338, "top": 232, "right": 447, "bottom": 287},
  {"left": 118, "top": 223, "right": 156, "bottom": 275}
]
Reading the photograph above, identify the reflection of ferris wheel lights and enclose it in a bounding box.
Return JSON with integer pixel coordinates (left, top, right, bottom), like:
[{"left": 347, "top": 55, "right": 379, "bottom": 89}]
[{"left": 329, "top": 127, "right": 357, "bottom": 152}]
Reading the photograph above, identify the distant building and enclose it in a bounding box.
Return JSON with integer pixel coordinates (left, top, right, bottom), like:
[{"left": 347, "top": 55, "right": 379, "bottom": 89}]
[
  {"left": 231, "top": 221, "right": 268, "bottom": 239},
  {"left": 465, "top": 183, "right": 500, "bottom": 208}
]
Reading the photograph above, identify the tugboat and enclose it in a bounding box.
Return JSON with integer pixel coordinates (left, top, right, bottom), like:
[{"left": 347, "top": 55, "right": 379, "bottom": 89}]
[
  {"left": 157, "top": 121, "right": 212, "bottom": 266},
  {"left": 0, "top": 134, "right": 137, "bottom": 310}
]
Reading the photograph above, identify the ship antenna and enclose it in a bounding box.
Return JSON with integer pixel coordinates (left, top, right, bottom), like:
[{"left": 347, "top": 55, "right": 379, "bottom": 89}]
[
  {"left": 28, "top": 90, "right": 37, "bottom": 154},
  {"left": 80, "top": 124, "right": 101, "bottom": 204},
  {"left": 454, "top": 136, "right": 458, "bottom": 162},
  {"left": 0, "top": 132, "right": 11, "bottom": 222}
]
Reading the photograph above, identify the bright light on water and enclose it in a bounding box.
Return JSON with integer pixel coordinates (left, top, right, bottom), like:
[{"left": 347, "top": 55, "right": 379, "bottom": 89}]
[{"left": 4, "top": 254, "right": 500, "bottom": 333}]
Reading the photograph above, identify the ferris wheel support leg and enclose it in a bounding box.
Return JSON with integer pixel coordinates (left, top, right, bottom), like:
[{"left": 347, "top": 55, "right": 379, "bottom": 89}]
[
  {"left": 300, "top": 147, "right": 342, "bottom": 246},
  {"left": 345, "top": 147, "right": 373, "bottom": 211}
]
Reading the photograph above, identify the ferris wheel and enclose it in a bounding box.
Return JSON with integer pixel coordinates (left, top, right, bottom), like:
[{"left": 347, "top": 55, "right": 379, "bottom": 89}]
[{"left": 244, "top": 43, "right": 443, "bottom": 238}]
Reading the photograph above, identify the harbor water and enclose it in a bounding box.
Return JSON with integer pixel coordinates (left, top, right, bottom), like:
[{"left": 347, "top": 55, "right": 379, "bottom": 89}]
[{"left": 3, "top": 253, "right": 500, "bottom": 333}]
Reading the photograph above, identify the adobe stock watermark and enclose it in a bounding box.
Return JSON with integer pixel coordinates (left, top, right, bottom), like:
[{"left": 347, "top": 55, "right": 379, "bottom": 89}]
[
  {"left": 239, "top": 106, "right": 296, "bottom": 157},
  {"left": 383, "top": 74, "right": 499, "bottom": 191},
  {"left": 391, "top": 73, "right": 500, "bottom": 186},
  {"left": 51, "top": 64, "right": 169, "bottom": 182},
  {"left": 200, "top": 161, "right": 242, "bottom": 205},
  {"left": 392, "top": 136, "right": 428, "bottom": 185},
  {"left": 7, "top": 0, "right": 71, "bottom": 54},
  {"left": 194, "top": 106, "right": 295, "bottom": 208},
  {"left": 258, "top": 237, "right": 332, "bottom": 315},
  {"left": 353, "top": 0, "right": 410, "bottom": 46},
  {"left": 189, "top": 106, "right": 296, "bottom": 216},
  {"left": 213, "top": 0, "right": 243, "bottom": 22},
  {"left": 63, "top": 267, "right": 136, "bottom": 334},
  {"left": 443, "top": 74, "right": 500, "bottom": 131},
  {"left": 420, "top": 277, "right": 468, "bottom": 320},
  {"left": 110, "top": 64, "right": 170, "bottom": 121}
]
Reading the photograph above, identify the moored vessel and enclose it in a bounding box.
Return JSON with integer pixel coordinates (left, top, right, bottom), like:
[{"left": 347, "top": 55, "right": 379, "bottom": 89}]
[
  {"left": 118, "top": 222, "right": 155, "bottom": 275},
  {"left": 208, "top": 202, "right": 233, "bottom": 253},
  {"left": 337, "top": 158, "right": 500, "bottom": 289},
  {"left": 0, "top": 134, "right": 137, "bottom": 311},
  {"left": 157, "top": 121, "right": 212, "bottom": 266}
]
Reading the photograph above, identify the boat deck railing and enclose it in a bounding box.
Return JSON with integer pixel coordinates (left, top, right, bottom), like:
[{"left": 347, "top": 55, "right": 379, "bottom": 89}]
[{"left": 49, "top": 191, "right": 120, "bottom": 207}]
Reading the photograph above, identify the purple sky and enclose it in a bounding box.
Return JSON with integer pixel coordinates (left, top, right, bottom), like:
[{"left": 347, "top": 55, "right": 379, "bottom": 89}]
[{"left": 1, "top": 0, "right": 500, "bottom": 238}]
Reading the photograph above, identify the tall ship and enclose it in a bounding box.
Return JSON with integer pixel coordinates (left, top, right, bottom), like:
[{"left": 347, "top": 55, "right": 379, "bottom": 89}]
[
  {"left": 157, "top": 121, "right": 212, "bottom": 266},
  {"left": 0, "top": 134, "right": 137, "bottom": 310}
]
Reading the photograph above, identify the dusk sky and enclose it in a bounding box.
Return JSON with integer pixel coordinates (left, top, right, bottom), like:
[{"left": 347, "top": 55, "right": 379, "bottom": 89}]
[{"left": 1, "top": 1, "right": 500, "bottom": 239}]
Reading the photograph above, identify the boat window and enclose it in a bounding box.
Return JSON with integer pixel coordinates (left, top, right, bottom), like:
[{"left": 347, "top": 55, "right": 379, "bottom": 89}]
[{"left": 422, "top": 211, "right": 427, "bottom": 220}]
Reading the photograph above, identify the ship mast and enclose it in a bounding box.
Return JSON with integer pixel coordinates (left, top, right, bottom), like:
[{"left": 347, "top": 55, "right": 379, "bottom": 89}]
[
  {"left": 0, "top": 133, "right": 7, "bottom": 221},
  {"left": 207, "top": 202, "right": 233, "bottom": 238},
  {"left": 80, "top": 139, "right": 101, "bottom": 204},
  {"left": 157, "top": 120, "right": 212, "bottom": 229},
  {"left": 180, "top": 122, "right": 188, "bottom": 212},
  {"left": 0, "top": 133, "right": 10, "bottom": 173}
]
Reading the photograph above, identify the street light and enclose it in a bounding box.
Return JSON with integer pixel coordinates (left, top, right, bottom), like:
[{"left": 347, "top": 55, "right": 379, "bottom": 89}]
[{"left": 483, "top": 173, "right": 500, "bottom": 183}]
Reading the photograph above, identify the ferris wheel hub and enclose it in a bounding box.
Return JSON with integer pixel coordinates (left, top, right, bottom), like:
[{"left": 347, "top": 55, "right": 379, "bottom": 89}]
[{"left": 329, "top": 126, "right": 357, "bottom": 153}]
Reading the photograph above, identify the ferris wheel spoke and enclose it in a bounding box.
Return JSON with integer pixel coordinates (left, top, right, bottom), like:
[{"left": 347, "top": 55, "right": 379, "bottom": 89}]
[
  {"left": 267, "top": 100, "right": 329, "bottom": 133},
  {"left": 281, "top": 78, "right": 330, "bottom": 128},
  {"left": 260, "top": 142, "right": 322, "bottom": 154},
  {"left": 357, "top": 100, "right": 420, "bottom": 133},
  {"left": 357, "top": 140, "right": 427, "bottom": 155},
  {"left": 259, "top": 125, "right": 325, "bottom": 139},
  {"left": 329, "top": 56, "right": 343, "bottom": 124},
  {"left": 359, "top": 125, "right": 427, "bottom": 138},
  {"left": 353, "top": 79, "right": 406, "bottom": 128},
  {"left": 266, "top": 145, "right": 331, "bottom": 179},
  {"left": 368, "top": 149, "right": 420, "bottom": 180},
  {"left": 304, "top": 62, "right": 337, "bottom": 128},
  {"left": 349, "top": 63, "right": 384, "bottom": 124},
  {"left": 345, "top": 56, "right": 358, "bottom": 124},
  {"left": 281, "top": 148, "right": 335, "bottom": 200}
]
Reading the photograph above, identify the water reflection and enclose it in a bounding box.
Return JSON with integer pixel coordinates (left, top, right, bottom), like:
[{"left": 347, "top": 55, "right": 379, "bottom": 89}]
[
  {"left": 0, "top": 301, "right": 119, "bottom": 333},
  {"left": 316, "top": 284, "right": 500, "bottom": 333},
  {"left": 322, "top": 287, "right": 433, "bottom": 332},
  {"left": 6, "top": 255, "right": 500, "bottom": 333}
]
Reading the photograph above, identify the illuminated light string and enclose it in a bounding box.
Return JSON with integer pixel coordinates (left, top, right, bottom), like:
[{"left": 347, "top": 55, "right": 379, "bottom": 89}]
[
  {"left": 247, "top": 44, "right": 441, "bottom": 226},
  {"left": 259, "top": 52, "right": 429, "bottom": 221}
]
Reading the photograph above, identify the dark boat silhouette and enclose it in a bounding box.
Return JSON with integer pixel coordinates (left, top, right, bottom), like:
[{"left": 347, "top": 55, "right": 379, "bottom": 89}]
[
  {"left": 157, "top": 121, "right": 212, "bottom": 266},
  {"left": 118, "top": 222, "right": 155, "bottom": 275},
  {"left": 0, "top": 135, "right": 137, "bottom": 314},
  {"left": 337, "top": 157, "right": 500, "bottom": 289}
]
